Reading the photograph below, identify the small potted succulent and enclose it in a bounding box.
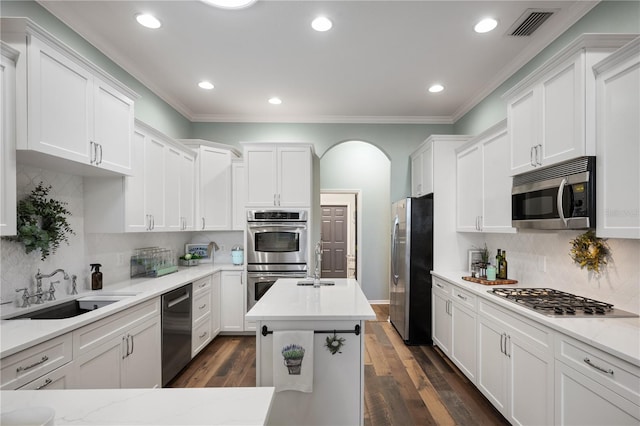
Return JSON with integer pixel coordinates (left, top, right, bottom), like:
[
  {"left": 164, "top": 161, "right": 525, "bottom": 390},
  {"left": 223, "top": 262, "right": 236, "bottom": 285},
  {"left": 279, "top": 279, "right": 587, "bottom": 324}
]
[
  {"left": 179, "top": 252, "right": 202, "bottom": 266},
  {"left": 281, "top": 344, "right": 306, "bottom": 375}
]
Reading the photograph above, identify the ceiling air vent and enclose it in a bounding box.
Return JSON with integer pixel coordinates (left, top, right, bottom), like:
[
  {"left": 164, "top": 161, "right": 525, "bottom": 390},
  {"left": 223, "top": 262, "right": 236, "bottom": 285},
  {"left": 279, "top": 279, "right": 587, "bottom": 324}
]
[{"left": 507, "top": 9, "right": 557, "bottom": 37}]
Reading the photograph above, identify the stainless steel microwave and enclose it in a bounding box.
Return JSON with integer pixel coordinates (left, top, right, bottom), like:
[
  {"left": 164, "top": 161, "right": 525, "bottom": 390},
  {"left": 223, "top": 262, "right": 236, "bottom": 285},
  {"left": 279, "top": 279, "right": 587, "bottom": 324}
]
[{"left": 512, "top": 156, "right": 595, "bottom": 230}]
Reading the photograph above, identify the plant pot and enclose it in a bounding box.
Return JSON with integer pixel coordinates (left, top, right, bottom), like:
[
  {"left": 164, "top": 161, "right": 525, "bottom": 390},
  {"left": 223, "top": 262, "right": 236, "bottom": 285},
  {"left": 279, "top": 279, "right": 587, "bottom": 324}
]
[
  {"left": 179, "top": 259, "right": 199, "bottom": 267},
  {"left": 284, "top": 357, "right": 304, "bottom": 375}
]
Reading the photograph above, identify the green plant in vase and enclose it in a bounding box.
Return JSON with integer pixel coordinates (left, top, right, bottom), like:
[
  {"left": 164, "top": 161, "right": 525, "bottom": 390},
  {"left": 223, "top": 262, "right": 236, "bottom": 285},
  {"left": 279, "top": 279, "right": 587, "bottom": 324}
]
[{"left": 281, "top": 344, "right": 306, "bottom": 375}]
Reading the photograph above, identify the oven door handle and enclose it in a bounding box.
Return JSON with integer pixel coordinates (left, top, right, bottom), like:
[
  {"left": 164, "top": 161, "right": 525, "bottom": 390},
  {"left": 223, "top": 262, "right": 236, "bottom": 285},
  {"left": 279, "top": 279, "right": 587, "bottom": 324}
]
[
  {"left": 248, "top": 272, "right": 307, "bottom": 278},
  {"left": 557, "top": 177, "right": 568, "bottom": 228},
  {"left": 248, "top": 223, "right": 307, "bottom": 229}
]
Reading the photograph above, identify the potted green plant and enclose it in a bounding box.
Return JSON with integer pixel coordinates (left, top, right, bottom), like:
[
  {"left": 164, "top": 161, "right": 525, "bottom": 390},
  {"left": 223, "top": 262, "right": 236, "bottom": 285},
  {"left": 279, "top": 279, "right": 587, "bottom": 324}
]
[
  {"left": 6, "top": 183, "right": 74, "bottom": 261},
  {"left": 281, "top": 344, "right": 306, "bottom": 375},
  {"left": 179, "top": 252, "right": 202, "bottom": 266}
]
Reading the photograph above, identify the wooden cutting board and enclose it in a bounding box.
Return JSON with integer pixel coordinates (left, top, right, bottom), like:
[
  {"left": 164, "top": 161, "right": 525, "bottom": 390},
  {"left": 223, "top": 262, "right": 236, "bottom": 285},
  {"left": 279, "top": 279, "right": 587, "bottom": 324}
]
[{"left": 462, "top": 276, "right": 518, "bottom": 286}]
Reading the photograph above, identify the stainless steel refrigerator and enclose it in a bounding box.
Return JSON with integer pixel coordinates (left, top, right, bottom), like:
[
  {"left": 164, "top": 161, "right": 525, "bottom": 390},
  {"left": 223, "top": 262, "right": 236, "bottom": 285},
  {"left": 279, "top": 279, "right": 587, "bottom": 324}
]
[{"left": 390, "top": 195, "right": 433, "bottom": 345}]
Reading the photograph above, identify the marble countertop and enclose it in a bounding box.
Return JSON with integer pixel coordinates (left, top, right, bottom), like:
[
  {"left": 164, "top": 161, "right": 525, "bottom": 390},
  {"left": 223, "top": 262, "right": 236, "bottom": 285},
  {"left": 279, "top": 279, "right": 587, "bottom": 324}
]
[
  {"left": 0, "top": 387, "right": 274, "bottom": 425},
  {"left": 432, "top": 270, "right": 640, "bottom": 367},
  {"left": 245, "top": 278, "right": 376, "bottom": 321},
  {"left": 0, "top": 264, "right": 243, "bottom": 358}
]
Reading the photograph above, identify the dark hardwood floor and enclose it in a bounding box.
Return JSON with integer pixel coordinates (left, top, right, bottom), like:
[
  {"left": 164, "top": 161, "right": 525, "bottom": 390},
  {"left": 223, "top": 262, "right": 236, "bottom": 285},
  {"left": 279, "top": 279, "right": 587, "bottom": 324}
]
[{"left": 170, "top": 304, "right": 509, "bottom": 425}]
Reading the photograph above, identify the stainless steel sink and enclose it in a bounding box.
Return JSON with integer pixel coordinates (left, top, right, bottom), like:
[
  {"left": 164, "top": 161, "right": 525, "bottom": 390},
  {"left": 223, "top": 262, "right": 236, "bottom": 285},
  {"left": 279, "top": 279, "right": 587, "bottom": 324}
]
[
  {"left": 297, "top": 280, "right": 335, "bottom": 286},
  {"left": 8, "top": 293, "right": 137, "bottom": 320}
]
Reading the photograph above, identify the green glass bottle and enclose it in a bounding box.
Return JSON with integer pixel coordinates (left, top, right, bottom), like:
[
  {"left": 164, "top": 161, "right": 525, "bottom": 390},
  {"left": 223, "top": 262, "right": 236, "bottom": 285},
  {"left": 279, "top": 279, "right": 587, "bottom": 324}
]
[{"left": 498, "top": 251, "right": 508, "bottom": 280}]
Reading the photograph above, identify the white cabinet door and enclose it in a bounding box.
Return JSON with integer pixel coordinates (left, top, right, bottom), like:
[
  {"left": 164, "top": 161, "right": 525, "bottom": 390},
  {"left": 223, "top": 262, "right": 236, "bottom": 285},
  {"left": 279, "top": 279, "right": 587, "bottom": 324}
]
[
  {"left": 181, "top": 152, "right": 196, "bottom": 231},
  {"left": 165, "top": 145, "right": 182, "bottom": 231},
  {"left": 595, "top": 40, "right": 640, "bottom": 239},
  {"left": 144, "top": 135, "right": 166, "bottom": 231},
  {"left": 1, "top": 50, "right": 17, "bottom": 236},
  {"left": 211, "top": 272, "right": 222, "bottom": 337},
  {"left": 278, "top": 146, "right": 311, "bottom": 207},
  {"left": 541, "top": 56, "right": 585, "bottom": 166},
  {"left": 411, "top": 151, "right": 423, "bottom": 197},
  {"left": 508, "top": 87, "right": 539, "bottom": 175},
  {"left": 477, "top": 315, "right": 509, "bottom": 416},
  {"left": 456, "top": 144, "right": 482, "bottom": 232},
  {"left": 27, "top": 35, "right": 93, "bottom": 165},
  {"left": 232, "top": 160, "right": 246, "bottom": 230},
  {"left": 555, "top": 361, "right": 640, "bottom": 426},
  {"left": 480, "top": 126, "right": 514, "bottom": 233},
  {"left": 221, "top": 271, "right": 244, "bottom": 332},
  {"left": 124, "top": 129, "right": 148, "bottom": 232},
  {"left": 451, "top": 302, "right": 477, "bottom": 382},
  {"left": 93, "top": 77, "right": 134, "bottom": 174},
  {"left": 198, "top": 146, "right": 232, "bottom": 230},
  {"left": 122, "top": 316, "right": 161, "bottom": 389},
  {"left": 73, "top": 337, "right": 123, "bottom": 389},
  {"left": 431, "top": 285, "right": 451, "bottom": 355},
  {"left": 245, "top": 146, "right": 277, "bottom": 208}
]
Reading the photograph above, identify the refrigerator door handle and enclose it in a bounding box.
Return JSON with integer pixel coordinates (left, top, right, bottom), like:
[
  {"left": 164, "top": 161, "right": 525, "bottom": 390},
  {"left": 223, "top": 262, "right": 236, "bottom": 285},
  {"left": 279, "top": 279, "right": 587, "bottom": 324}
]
[{"left": 391, "top": 215, "right": 400, "bottom": 285}]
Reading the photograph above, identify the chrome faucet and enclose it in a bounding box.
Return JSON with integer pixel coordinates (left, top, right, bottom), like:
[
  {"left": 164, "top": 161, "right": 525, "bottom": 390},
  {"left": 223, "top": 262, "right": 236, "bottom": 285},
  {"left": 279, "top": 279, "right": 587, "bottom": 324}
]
[
  {"left": 313, "top": 241, "right": 322, "bottom": 288},
  {"left": 34, "top": 269, "right": 69, "bottom": 304}
]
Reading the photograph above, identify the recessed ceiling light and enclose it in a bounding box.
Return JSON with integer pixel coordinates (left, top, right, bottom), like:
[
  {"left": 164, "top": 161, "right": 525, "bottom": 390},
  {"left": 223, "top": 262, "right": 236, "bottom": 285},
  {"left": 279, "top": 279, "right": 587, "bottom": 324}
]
[
  {"left": 474, "top": 18, "right": 498, "bottom": 33},
  {"left": 268, "top": 97, "right": 282, "bottom": 105},
  {"left": 428, "top": 84, "right": 444, "bottom": 93},
  {"left": 198, "top": 81, "right": 214, "bottom": 90},
  {"left": 311, "top": 16, "right": 333, "bottom": 32},
  {"left": 135, "top": 13, "right": 162, "bottom": 29},
  {"left": 200, "top": 0, "right": 257, "bottom": 9}
]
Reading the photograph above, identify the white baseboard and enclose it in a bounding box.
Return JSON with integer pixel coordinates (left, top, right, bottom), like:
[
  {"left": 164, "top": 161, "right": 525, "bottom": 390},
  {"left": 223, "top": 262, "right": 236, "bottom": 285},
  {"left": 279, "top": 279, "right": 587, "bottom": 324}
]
[{"left": 368, "top": 300, "right": 389, "bottom": 305}]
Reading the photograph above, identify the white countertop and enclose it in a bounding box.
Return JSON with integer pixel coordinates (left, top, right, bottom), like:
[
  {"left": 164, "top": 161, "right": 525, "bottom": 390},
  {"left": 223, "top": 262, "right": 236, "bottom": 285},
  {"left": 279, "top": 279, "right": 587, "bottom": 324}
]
[
  {"left": 245, "top": 278, "right": 376, "bottom": 321},
  {"left": 432, "top": 270, "right": 640, "bottom": 367},
  {"left": 0, "top": 264, "right": 242, "bottom": 358},
  {"left": 0, "top": 387, "right": 274, "bottom": 425}
]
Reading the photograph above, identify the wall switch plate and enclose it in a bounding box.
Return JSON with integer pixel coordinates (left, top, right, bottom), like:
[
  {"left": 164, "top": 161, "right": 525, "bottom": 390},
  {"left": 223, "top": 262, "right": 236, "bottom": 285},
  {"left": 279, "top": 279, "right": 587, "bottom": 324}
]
[{"left": 537, "top": 255, "right": 547, "bottom": 272}]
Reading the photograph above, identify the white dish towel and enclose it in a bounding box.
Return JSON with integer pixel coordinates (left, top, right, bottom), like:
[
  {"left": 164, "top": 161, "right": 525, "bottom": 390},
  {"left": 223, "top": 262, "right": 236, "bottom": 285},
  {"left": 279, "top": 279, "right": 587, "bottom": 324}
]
[{"left": 272, "top": 330, "right": 314, "bottom": 393}]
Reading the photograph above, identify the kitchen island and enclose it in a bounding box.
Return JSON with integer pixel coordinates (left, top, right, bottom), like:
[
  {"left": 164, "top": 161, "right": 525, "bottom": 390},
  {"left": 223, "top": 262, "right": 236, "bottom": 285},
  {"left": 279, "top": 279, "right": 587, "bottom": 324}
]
[{"left": 245, "top": 278, "right": 375, "bottom": 426}]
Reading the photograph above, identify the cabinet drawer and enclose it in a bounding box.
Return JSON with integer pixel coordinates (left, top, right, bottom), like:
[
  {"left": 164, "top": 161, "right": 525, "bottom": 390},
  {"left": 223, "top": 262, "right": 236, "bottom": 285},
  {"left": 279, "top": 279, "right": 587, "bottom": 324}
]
[
  {"left": 73, "top": 298, "right": 160, "bottom": 357},
  {"left": 479, "top": 299, "right": 552, "bottom": 352},
  {"left": 556, "top": 334, "right": 640, "bottom": 404},
  {"left": 452, "top": 287, "right": 476, "bottom": 310},
  {"left": 193, "top": 275, "right": 212, "bottom": 295},
  {"left": 18, "top": 362, "right": 73, "bottom": 390},
  {"left": 192, "top": 314, "right": 212, "bottom": 356},
  {"left": 1, "top": 333, "right": 72, "bottom": 389},
  {"left": 432, "top": 278, "right": 451, "bottom": 296},
  {"left": 193, "top": 289, "right": 212, "bottom": 324}
]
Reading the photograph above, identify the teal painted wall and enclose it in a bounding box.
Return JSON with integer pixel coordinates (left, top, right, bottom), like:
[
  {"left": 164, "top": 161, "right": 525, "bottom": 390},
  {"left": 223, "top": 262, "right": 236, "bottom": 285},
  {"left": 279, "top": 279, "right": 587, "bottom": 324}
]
[
  {"left": 1, "top": 0, "right": 191, "bottom": 139},
  {"left": 190, "top": 122, "right": 452, "bottom": 202},
  {"left": 454, "top": 1, "right": 640, "bottom": 136}
]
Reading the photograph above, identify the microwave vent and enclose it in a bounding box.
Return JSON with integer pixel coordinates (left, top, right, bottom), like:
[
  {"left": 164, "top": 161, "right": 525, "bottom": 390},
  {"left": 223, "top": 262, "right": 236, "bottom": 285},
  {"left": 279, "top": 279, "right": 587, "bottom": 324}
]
[
  {"left": 507, "top": 9, "right": 556, "bottom": 37},
  {"left": 513, "top": 156, "right": 594, "bottom": 186}
]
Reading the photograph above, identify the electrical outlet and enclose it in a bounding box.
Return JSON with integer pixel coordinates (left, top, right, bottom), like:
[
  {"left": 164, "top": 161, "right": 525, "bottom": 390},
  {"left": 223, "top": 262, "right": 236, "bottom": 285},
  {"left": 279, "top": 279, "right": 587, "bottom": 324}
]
[
  {"left": 220, "top": 245, "right": 226, "bottom": 252},
  {"left": 117, "top": 253, "right": 126, "bottom": 266}
]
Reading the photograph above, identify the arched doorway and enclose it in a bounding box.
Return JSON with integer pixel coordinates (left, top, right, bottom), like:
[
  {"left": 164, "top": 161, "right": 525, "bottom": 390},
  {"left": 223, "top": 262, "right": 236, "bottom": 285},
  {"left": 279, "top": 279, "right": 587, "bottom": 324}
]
[{"left": 320, "top": 141, "right": 391, "bottom": 302}]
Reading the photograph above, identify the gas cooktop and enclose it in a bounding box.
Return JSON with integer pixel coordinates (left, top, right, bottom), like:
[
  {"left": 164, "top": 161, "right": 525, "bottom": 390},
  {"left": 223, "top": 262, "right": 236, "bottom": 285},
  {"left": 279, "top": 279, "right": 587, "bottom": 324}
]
[{"left": 489, "top": 288, "right": 639, "bottom": 318}]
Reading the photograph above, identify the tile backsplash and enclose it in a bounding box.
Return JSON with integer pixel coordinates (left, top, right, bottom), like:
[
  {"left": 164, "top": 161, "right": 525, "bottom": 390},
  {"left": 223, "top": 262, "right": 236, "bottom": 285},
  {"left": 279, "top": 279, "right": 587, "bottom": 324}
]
[
  {"left": 1, "top": 166, "right": 243, "bottom": 306},
  {"left": 484, "top": 231, "right": 640, "bottom": 314}
]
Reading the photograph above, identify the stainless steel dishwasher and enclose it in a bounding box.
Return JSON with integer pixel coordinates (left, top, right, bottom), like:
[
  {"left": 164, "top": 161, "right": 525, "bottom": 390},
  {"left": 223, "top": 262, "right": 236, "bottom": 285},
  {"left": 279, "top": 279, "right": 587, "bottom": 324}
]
[{"left": 161, "top": 283, "right": 192, "bottom": 386}]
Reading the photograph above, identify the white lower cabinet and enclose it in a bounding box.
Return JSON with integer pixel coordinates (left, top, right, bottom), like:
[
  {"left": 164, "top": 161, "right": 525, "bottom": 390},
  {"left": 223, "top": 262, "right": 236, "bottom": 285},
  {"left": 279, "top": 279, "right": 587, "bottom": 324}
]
[
  {"left": 477, "top": 299, "right": 554, "bottom": 426},
  {"left": 72, "top": 298, "right": 161, "bottom": 389},
  {"left": 192, "top": 275, "right": 213, "bottom": 357},
  {"left": 221, "top": 270, "right": 244, "bottom": 332},
  {"left": 432, "top": 278, "right": 476, "bottom": 382},
  {"left": 211, "top": 272, "right": 222, "bottom": 337},
  {"left": 554, "top": 334, "right": 640, "bottom": 425}
]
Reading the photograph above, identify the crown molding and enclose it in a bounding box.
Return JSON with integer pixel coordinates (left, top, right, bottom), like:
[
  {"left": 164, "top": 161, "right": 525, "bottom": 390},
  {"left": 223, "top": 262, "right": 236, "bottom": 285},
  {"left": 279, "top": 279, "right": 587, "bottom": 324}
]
[{"left": 188, "top": 113, "right": 454, "bottom": 124}]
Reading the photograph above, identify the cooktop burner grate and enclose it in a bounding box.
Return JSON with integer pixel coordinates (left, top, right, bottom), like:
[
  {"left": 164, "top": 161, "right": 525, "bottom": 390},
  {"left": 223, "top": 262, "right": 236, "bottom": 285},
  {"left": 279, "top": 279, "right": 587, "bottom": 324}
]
[{"left": 488, "top": 288, "right": 638, "bottom": 318}]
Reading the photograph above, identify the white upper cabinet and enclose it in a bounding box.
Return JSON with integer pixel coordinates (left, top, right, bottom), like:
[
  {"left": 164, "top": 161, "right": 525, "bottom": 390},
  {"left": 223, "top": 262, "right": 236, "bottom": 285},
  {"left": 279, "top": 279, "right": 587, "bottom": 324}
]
[
  {"left": 84, "top": 122, "right": 196, "bottom": 233},
  {"left": 457, "top": 121, "right": 515, "bottom": 233},
  {"left": 504, "top": 34, "right": 636, "bottom": 176},
  {"left": 410, "top": 141, "right": 433, "bottom": 197},
  {"left": 1, "top": 43, "right": 18, "bottom": 236},
  {"left": 244, "top": 143, "right": 312, "bottom": 208},
  {"left": 594, "top": 37, "right": 640, "bottom": 239},
  {"left": 180, "top": 140, "right": 240, "bottom": 231},
  {"left": 2, "top": 18, "right": 137, "bottom": 176},
  {"left": 232, "top": 159, "right": 246, "bottom": 231}
]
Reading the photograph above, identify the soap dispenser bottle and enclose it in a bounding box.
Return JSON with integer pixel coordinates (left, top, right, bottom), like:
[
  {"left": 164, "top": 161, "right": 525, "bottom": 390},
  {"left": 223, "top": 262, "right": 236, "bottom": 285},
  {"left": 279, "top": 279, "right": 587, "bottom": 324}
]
[{"left": 90, "top": 264, "right": 103, "bottom": 290}]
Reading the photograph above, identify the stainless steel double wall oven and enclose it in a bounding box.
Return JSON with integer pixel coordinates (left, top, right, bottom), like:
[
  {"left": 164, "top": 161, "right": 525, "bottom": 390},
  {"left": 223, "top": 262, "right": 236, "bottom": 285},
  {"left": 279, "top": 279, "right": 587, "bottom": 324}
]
[{"left": 246, "top": 210, "right": 308, "bottom": 310}]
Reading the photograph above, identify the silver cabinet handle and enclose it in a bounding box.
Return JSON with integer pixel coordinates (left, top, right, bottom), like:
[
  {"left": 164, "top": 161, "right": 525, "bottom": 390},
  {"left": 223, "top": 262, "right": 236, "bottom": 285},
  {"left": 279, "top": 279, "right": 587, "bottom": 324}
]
[
  {"left": 530, "top": 146, "right": 535, "bottom": 167},
  {"left": 97, "top": 143, "right": 103, "bottom": 165},
  {"left": 500, "top": 333, "right": 505, "bottom": 355},
  {"left": 584, "top": 357, "right": 614, "bottom": 375},
  {"left": 199, "top": 331, "right": 208, "bottom": 339},
  {"left": 35, "top": 378, "right": 53, "bottom": 390},
  {"left": 199, "top": 282, "right": 207, "bottom": 289},
  {"left": 90, "top": 141, "right": 96, "bottom": 164},
  {"left": 278, "top": 194, "right": 281, "bottom": 206},
  {"left": 151, "top": 215, "right": 155, "bottom": 230},
  {"left": 457, "top": 293, "right": 467, "bottom": 301},
  {"left": 435, "top": 282, "right": 444, "bottom": 289},
  {"left": 16, "top": 355, "right": 49, "bottom": 373},
  {"left": 130, "top": 334, "right": 134, "bottom": 356},
  {"left": 536, "top": 144, "right": 543, "bottom": 165},
  {"left": 202, "top": 217, "right": 205, "bottom": 230},
  {"left": 199, "top": 304, "right": 206, "bottom": 310},
  {"left": 123, "top": 335, "right": 128, "bottom": 359},
  {"left": 506, "top": 335, "right": 511, "bottom": 358}
]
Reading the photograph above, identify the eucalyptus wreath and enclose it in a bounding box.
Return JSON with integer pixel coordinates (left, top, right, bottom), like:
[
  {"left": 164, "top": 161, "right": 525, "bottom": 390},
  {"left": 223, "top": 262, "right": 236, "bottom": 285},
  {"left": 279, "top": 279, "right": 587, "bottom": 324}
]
[{"left": 9, "top": 183, "right": 75, "bottom": 260}]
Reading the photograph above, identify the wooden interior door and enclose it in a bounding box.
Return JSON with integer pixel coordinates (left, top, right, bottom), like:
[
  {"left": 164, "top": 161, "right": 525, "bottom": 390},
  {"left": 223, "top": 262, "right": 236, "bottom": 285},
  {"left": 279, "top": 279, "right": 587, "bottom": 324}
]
[{"left": 321, "top": 205, "right": 348, "bottom": 278}]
